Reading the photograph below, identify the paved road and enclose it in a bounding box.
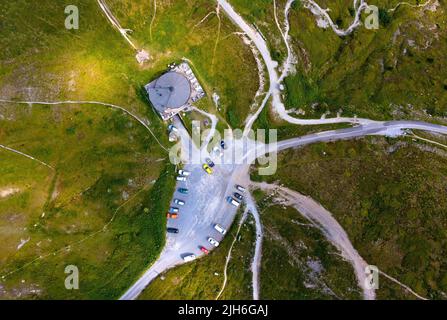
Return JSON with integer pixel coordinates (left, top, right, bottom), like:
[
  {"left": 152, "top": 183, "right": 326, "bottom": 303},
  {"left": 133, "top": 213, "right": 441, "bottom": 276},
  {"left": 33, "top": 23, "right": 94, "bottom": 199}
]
[
  {"left": 120, "top": 118, "right": 249, "bottom": 300},
  {"left": 120, "top": 0, "right": 447, "bottom": 300},
  {"left": 121, "top": 117, "right": 447, "bottom": 300},
  {"left": 119, "top": 2, "right": 447, "bottom": 301},
  {"left": 243, "top": 120, "right": 447, "bottom": 163}
]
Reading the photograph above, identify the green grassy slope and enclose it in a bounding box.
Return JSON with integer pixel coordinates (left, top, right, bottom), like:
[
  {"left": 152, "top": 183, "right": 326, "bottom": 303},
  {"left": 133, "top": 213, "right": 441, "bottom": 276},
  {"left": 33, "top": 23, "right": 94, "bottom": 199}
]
[
  {"left": 252, "top": 191, "right": 362, "bottom": 299},
  {"left": 252, "top": 136, "right": 447, "bottom": 299},
  {"left": 0, "top": 103, "right": 175, "bottom": 299},
  {"left": 107, "top": 0, "right": 260, "bottom": 128},
  {"left": 139, "top": 213, "right": 256, "bottom": 300},
  {"left": 229, "top": 0, "right": 446, "bottom": 121},
  {"left": 0, "top": 0, "right": 177, "bottom": 299},
  {"left": 286, "top": 0, "right": 447, "bottom": 119},
  {"left": 0, "top": 0, "right": 261, "bottom": 299}
]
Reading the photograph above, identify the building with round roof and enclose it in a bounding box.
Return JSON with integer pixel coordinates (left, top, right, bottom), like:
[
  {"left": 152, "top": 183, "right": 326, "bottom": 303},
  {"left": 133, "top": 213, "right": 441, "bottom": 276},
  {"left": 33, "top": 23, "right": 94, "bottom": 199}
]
[{"left": 145, "top": 72, "right": 191, "bottom": 120}]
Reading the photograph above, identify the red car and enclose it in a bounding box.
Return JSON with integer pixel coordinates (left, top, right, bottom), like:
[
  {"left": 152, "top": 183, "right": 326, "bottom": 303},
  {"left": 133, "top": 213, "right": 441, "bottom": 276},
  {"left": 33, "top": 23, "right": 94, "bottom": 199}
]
[
  {"left": 200, "top": 246, "right": 209, "bottom": 254},
  {"left": 167, "top": 213, "right": 178, "bottom": 219}
]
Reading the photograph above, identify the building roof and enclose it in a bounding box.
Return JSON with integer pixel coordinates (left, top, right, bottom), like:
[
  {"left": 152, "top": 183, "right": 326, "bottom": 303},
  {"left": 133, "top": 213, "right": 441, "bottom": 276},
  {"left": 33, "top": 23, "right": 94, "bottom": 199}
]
[{"left": 146, "top": 72, "right": 191, "bottom": 113}]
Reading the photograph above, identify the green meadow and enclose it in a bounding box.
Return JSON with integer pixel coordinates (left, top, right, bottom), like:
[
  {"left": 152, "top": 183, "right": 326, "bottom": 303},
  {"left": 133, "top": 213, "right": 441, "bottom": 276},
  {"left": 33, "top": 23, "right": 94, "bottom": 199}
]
[{"left": 252, "top": 136, "right": 447, "bottom": 299}]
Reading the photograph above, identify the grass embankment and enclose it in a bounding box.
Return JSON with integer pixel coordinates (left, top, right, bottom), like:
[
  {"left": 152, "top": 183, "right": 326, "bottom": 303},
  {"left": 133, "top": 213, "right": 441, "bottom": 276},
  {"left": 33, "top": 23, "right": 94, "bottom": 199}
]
[
  {"left": 0, "top": 0, "right": 180, "bottom": 298},
  {"left": 0, "top": 103, "right": 175, "bottom": 299},
  {"left": 284, "top": 0, "right": 447, "bottom": 120},
  {"left": 230, "top": 0, "right": 289, "bottom": 63},
  {"left": 251, "top": 190, "right": 362, "bottom": 299},
  {"left": 252, "top": 136, "right": 447, "bottom": 299},
  {"left": 139, "top": 213, "right": 256, "bottom": 300},
  {"left": 229, "top": 0, "right": 446, "bottom": 121},
  {"left": 0, "top": 0, "right": 259, "bottom": 299},
  {"left": 107, "top": 0, "right": 259, "bottom": 129}
]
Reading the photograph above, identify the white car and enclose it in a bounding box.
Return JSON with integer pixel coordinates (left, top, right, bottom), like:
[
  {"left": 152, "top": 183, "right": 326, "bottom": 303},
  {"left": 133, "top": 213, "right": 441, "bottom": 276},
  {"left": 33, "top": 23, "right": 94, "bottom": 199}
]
[
  {"left": 226, "top": 196, "right": 241, "bottom": 207},
  {"left": 208, "top": 237, "right": 220, "bottom": 247},
  {"left": 178, "top": 169, "right": 191, "bottom": 176},
  {"left": 235, "top": 185, "right": 246, "bottom": 193},
  {"left": 176, "top": 176, "right": 187, "bottom": 182},
  {"left": 183, "top": 254, "right": 196, "bottom": 262},
  {"left": 174, "top": 199, "right": 185, "bottom": 206},
  {"left": 214, "top": 224, "right": 227, "bottom": 235}
]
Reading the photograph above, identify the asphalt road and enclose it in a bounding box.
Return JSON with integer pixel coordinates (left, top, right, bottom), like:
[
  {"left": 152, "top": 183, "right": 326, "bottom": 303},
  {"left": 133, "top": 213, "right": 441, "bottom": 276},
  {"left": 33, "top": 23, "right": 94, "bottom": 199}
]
[
  {"left": 120, "top": 118, "right": 248, "bottom": 300},
  {"left": 121, "top": 118, "right": 447, "bottom": 300},
  {"left": 242, "top": 120, "right": 447, "bottom": 163}
]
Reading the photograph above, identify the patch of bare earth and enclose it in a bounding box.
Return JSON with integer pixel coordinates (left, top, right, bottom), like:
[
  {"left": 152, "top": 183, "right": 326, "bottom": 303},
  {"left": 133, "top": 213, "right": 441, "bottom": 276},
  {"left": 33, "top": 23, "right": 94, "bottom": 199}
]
[{"left": 0, "top": 187, "right": 20, "bottom": 199}]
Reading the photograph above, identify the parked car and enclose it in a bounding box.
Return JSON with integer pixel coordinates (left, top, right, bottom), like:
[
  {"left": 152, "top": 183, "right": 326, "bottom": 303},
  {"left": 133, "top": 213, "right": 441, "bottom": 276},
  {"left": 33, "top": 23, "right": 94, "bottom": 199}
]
[
  {"left": 235, "top": 185, "right": 246, "bottom": 193},
  {"left": 226, "top": 196, "right": 241, "bottom": 207},
  {"left": 169, "top": 207, "right": 179, "bottom": 213},
  {"left": 167, "top": 227, "right": 179, "bottom": 234},
  {"left": 208, "top": 237, "right": 220, "bottom": 247},
  {"left": 174, "top": 199, "right": 185, "bottom": 206},
  {"left": 202, "top": 163, "right": 213, "bottom": 174},
  {"left": 183, "top": 254, "right": 196, "bottom": 262},
  {"left": 178, "top": 169, "right": 191, "bottom": 176},
  {"left": 214, "top": 224, "right": 227, "bottom": 235},
  {"left": 213, "top": 146, "right": 223, "bottom": 158},
  {"left": 220, "top": 140, "right": 227, "bottom": 149},
  {"left": 200, "top": 246, "right": 209, "bottom": 254},
  {"left": 205, "top": 157, "right": 215, "bottom": 168},
  {"left": 167, "top": 213, "right": 178, "bottom": 219},
  {"left": 178, "top": 188, "right": 189, "bottom": 194},
  {"left": 234, "top": 192, "right": 243, "bottom": 201},
  {"left": 168, "top": 124, "right": 178, "bottom": 133},
  {"left": 176, "top": 176, "right": 187, "bottom": 182}
]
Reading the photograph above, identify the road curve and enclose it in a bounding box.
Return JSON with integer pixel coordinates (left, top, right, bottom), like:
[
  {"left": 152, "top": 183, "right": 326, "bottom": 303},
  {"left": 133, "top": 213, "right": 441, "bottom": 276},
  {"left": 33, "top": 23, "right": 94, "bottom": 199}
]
[{"left": 244, "top": 120, "right": 447, "bottom": 164}]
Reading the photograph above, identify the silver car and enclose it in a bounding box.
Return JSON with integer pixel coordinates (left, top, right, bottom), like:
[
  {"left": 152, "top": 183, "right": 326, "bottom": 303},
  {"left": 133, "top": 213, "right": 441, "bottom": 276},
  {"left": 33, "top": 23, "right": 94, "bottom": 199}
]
[
  {"left": 174, "top": 199, "right": 185, "bottom": 206},
  {"left": 178, "top": 169, "right": 191, "bottom": 176},
  {"left": 183, "top": 254, "right": 196, "bottom": 262},
  {"left": 214, "top": 224, "right": 227, "bottom": 235},
  {"left": 208, "top": 237, "right": 220, "bottom": 247}
]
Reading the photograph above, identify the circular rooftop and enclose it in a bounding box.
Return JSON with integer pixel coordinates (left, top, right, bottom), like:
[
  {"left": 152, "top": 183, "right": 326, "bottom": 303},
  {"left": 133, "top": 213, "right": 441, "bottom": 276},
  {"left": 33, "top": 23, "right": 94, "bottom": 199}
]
[{"left": 147, "top": 72, "right": 191, "bottom": 110}]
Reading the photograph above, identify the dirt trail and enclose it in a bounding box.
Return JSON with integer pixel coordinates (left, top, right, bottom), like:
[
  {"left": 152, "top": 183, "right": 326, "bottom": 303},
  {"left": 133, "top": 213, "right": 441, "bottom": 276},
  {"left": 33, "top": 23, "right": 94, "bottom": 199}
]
[
  {"left": 190, "top": 106, "right": 218, "bottom": 152},
  {"left": 0, "top": 99, "right": 169, "bottom": 152},
  {"left": 218, "top": 0, "right": 373, "bottom": 131},
  {"left": 215, "top": 209, "right": 248, "bottom": 300},
  {"left": 149, "top": 0, "right": 157, "bottom": 41},
  {"left": 389, "top": 0, "right": 434, "bottom": 12},
  {"left": 0, "top": 144, "right": 54, "bottom": 170},
  {"left": 303, "top": 0, "right": 368, "bottom": 36},
  {"left": 97, "top": 0, "right": 138, "bottom": 50},
  {"left": 252, "top": 181, "right": 376, "bottom": 300},
  {"left": 379, "top": 271, "right": 428, "bottom": 300},
  {"left": 244, "top": 192, "right": 263, "bottom": 300}
]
